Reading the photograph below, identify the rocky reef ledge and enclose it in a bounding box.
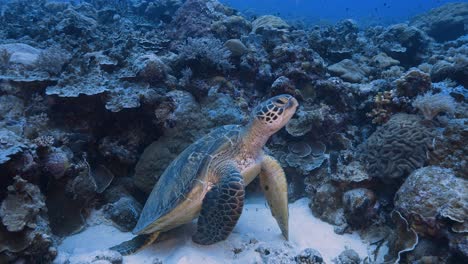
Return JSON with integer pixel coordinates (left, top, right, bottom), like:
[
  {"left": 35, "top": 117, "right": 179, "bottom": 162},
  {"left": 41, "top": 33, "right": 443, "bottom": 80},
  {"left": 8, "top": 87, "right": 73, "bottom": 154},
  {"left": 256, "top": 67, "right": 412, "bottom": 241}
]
[{"left": 0, "top": 0, "right": 467, "bottom": 263}]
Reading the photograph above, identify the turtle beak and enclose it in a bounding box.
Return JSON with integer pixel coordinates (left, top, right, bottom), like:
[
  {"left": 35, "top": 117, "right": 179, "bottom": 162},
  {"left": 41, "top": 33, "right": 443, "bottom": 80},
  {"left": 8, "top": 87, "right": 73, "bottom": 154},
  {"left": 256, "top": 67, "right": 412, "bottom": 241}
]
[{"left": 286, "top": 97, "right": 299, "bottom": 110}]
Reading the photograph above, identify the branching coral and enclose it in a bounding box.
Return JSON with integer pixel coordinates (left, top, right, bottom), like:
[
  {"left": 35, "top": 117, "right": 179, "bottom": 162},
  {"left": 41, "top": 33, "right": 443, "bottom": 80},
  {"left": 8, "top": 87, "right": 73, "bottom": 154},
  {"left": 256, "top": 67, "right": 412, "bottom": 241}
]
[
  {"left": 366, "top": 89, "right": 396, "bottom": 124},
  {"left": 412, "top": 92, "right": 456, "bottom": 120},
  {"left": 366, "top": 86, "right": 416, "bottom": 124}
]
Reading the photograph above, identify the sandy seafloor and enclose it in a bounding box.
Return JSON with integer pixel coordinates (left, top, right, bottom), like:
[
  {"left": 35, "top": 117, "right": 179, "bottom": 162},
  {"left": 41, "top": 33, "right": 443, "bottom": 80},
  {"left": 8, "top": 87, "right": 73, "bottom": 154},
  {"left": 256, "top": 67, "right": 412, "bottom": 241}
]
[{"left": 55, "top": 197, "right": 369, "bottom": 264}]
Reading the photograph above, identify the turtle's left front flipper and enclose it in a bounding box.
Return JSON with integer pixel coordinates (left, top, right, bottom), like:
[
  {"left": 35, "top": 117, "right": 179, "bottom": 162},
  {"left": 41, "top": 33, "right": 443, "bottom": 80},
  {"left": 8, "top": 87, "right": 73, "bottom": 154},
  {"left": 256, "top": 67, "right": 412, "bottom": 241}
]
[
  {"left": 193, "top": 165, "right": 245, "bottom": 245},
  {"left": 260, "top": 155, "right": 289, "bottom": 240}
]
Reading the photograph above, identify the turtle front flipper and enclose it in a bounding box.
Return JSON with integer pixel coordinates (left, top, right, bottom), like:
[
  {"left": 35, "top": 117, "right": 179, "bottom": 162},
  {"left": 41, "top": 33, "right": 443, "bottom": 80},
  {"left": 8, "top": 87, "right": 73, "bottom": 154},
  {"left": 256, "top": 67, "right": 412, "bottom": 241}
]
[
  {"left": 193, "top": 166, "right": 245, "bottom": 245},
  {"left": 260, "top": 155, "right": 289, "bottom": 240},
  {"left": 109, "top": 232, "right": 159, "bottom": 255}
]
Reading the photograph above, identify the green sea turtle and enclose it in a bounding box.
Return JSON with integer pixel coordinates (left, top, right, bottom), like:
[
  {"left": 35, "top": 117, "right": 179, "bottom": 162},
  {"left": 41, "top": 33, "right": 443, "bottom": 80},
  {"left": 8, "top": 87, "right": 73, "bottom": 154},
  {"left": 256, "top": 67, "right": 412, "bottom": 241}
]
[{"left": 110, "top": 94, "right": 298, "bottom": 255}]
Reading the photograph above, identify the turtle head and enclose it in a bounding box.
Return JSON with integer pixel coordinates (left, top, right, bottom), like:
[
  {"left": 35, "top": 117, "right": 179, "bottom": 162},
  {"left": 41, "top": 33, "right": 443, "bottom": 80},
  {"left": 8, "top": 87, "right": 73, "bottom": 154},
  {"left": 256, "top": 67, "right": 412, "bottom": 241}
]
[{"left": 253, "top": 94, "right": 298, "bottom": 134}]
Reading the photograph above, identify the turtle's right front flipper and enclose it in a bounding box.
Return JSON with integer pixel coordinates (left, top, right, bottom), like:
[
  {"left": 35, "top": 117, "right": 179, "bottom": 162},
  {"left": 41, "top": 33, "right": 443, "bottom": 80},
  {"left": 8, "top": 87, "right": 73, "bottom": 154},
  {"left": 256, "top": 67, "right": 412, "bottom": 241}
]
[
  {"left": 260, "top": 155, "right": 289, "bottom": 240},
  {"left": 193, "top": 166, "right": 245, "bottom": 245},
  {"left": 109, "top": 232, "right": 159, "bottom": 255}
]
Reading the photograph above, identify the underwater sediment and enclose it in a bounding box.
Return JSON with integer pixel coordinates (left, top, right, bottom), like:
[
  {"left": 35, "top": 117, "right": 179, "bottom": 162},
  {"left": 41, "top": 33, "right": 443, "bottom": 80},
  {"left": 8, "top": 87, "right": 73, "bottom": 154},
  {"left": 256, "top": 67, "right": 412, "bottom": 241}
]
[{"left": 0, "top": 0, "right": 467, "bottom": 263}]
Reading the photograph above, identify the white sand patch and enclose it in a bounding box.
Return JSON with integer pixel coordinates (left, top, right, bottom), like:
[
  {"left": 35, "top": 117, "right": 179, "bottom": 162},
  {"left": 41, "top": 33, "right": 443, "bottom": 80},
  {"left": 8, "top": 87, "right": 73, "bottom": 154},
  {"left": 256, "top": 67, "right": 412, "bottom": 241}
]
[{"left": 57, "top": 197, "right": 369, "bottom": 264}]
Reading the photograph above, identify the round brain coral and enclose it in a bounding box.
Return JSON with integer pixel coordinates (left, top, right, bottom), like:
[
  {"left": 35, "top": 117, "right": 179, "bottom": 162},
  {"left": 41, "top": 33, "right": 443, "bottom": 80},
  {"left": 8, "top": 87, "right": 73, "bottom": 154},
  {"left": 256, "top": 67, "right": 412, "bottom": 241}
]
[{"left": 361, "top": 114, "right": 434, "bottom": 181}]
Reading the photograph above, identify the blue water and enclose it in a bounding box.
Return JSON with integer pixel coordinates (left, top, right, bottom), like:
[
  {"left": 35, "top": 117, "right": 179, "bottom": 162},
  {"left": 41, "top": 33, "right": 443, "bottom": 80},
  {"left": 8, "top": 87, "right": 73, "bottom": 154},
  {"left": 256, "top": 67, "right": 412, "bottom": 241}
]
[{"left": 221, "top": 0, "right": 464, "bottom": 25}]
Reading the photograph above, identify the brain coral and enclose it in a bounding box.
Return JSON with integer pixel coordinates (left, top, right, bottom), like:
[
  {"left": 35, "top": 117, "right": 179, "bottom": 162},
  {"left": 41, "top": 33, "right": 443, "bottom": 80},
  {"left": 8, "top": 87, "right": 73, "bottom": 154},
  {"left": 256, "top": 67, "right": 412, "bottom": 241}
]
[{"left": 361, "top": 114, "right": 434, "bottom": 181}]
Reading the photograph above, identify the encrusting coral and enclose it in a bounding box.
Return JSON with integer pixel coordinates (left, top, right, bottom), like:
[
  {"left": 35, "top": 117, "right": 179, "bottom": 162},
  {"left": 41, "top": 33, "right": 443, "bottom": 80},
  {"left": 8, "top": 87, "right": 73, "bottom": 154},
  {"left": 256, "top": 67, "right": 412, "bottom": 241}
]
[{"left": 395, "top": 166, "right": 468, "bottom": 258}]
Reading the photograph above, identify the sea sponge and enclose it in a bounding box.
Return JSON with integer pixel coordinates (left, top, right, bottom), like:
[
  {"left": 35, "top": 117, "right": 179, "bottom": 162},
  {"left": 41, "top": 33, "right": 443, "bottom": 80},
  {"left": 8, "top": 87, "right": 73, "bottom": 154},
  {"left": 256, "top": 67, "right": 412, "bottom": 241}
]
[{"left": 361, "top": 114, "right": 434, "bottom": 181}]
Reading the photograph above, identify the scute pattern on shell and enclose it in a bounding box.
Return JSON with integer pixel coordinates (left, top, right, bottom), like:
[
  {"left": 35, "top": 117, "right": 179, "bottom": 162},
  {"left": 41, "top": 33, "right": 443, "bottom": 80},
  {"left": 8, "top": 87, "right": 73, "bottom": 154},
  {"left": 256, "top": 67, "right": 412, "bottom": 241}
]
[
  {"left": 361, "top": 114, "right": 434, "bottom": 181},
  {"left": 133, "top": 125, "right": 242, "bottom": 234}
]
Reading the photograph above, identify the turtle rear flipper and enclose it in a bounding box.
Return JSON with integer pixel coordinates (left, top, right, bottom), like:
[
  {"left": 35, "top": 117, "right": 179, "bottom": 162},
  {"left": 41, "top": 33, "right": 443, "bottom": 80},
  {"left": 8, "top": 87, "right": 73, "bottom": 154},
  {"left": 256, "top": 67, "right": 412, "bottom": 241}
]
[
  {"left": 109, "top": 232, "right": 159, "bottom": 255},
  {"left": 193, "top": 166, "right": 245, "bottom": 245}
]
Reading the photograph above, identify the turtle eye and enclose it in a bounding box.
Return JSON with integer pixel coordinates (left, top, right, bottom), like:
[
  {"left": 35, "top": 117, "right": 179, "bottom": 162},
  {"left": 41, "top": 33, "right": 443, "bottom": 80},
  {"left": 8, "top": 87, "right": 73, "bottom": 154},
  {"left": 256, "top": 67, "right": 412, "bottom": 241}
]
[{"left": 275, "top": 98, "right": 285, "bottom": 104}]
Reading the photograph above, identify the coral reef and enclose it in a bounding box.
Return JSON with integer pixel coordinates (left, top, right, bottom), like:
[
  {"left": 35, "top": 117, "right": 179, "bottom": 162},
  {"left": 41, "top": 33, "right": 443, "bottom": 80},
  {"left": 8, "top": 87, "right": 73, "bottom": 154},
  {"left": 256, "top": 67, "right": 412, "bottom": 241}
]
[
  {"left": 176, "top": 36, "right": 234, "bottom": 72},
  {"left": 0, "top": 128, "right": 28, "bottom": 165},
  {"left": 170, "top": 0, "right": 233, "bottom": 39},
  {"left": 411, "top": 2, "right": 468, "bottom": 42},
  {"left": 0, "top": 0, "right": 466, "bottom": 262},
  {"left": 375, "top": 23, "right": 429, "bottom": 66},
  {"left": 308, "top": 19, "right": 361, "bottom": 63}
]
